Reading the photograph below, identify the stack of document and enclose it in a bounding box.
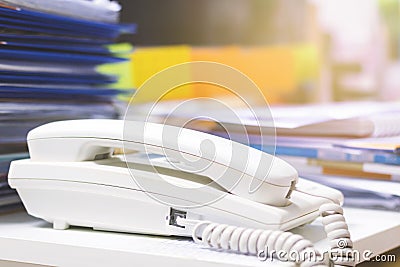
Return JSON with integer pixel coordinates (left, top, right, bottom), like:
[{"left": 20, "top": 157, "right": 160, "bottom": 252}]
[
  {"left": 0, "top": 153, "right": 26, "bottom": 213},
  {"left": 234, "top": 102, "right": 400, "bottom": 211},
  {"left": 0, "top": 0, "right": 135, "bottom": 213},
  {"left": 270, "top": 136, "right": 400, "bottom": 211},
  {"left": 133, "top": 100, "right": 400, "bottom": 211}
]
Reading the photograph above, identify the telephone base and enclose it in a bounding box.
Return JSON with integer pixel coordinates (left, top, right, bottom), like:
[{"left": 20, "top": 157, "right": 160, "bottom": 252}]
[{"left": 9, "top": 171, "right": 343, "bottom": 237}]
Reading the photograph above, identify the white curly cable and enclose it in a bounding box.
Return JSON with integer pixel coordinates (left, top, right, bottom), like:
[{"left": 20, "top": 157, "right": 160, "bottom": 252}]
[
  {"left": 180, "top": 203, "right": 354, "bottom": 267},
  {"left": 319, "top": 203, "right": 355, "bottom": 267},
  {"left": 192, "top": 223, "right": 325, "bottom": 267}
]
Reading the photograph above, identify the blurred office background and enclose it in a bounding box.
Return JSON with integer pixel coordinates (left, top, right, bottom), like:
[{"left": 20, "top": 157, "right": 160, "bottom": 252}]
[
  {"left": 119, "top": 0, "right": 400, "bottom": 104},
  {"left": 118, "top": 3, "right": 400, "bottom": 264}
]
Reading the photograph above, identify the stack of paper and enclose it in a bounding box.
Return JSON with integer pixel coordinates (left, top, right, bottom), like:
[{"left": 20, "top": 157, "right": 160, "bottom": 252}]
[
  {"left": 132, "top": 100, "right": 400, "bottom": 211},
  {"left": 0, "top": 0, "right": 135, "bottom": 213},
  {"left": 0, "top": 153, "right": 26, "bottom": 213},
  {"left": 237, "top": 103, "right": 400, "bottom": 210}
]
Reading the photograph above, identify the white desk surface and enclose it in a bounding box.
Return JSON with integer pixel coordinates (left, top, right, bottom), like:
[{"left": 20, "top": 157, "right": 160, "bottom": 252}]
[{"left": 0, "top": 208, "right": 399, "bottom": 267}]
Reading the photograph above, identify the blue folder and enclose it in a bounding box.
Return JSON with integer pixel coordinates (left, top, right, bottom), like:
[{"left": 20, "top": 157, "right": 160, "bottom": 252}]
[
  {"left": 0, "top": 4, "right": 136, "bottom": 39},
  {"left": 0, "top": 71, "right": 116, "bottom": 85},
  {"left": 250, "top": 143, "right": 400, "bottom": 165},
  {"left": 0, "top": 85, "right": 127, "bottom": 97},
  {"left": 209, "top": 130, "right": 400, "bottom": 165},
  {"left": 0, "top": 33, "right": 112, "bottom": 45},
  {"left": 0, "top": 59, "right": 99, "bottom": 75},
  {"left": 1, "top": 40, "right": 117, "bottom": 55},
  {"left": 0, "top": 48, "right": 127, "bottom": 64}
]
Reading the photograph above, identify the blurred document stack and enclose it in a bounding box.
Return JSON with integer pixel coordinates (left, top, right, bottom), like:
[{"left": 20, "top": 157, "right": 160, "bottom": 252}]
[
  {"left": 247, "top": 102, "right": 400, "bottom": 211},
  {"left": 0, "top": 0, "right": 135, "bottom": 212},
  {"left": 135, "top": 101, "right": 400, "bottom": 211}
]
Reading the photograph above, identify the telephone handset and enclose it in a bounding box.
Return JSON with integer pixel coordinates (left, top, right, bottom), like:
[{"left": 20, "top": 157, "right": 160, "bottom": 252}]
[
  {"left": 24, "top": 119, "right": 299, "bottom": 206},
  {"left": 9, "top": 120, "right": 354, "bottom": 266}
]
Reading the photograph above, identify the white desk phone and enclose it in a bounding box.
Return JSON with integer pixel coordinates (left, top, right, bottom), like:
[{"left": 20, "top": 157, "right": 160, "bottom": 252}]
[{"left": 8, "top": 119, "right": 354, "bottom": 266}]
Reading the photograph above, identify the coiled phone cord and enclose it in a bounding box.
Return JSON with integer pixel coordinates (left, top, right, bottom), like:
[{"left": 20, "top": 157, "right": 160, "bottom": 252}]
[{"left": 179, "top": 203, "right": 355, "bottom": 267}]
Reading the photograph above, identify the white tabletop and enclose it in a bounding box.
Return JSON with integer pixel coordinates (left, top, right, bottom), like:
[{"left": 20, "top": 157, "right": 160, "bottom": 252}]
[{"left": 0, "top": 208, "right": 399, "bottom": 267}]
